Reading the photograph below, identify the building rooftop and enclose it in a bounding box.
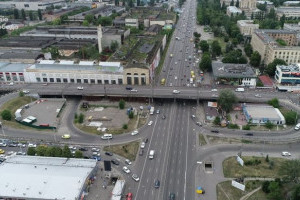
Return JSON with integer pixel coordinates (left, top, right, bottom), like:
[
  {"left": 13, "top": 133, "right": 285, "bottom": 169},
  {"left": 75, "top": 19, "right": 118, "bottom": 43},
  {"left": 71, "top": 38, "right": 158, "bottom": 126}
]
[
  {"left": 253, "top": 29, "right": 297, "bottom": 45},
  {"left": 0, "top": 155, "right": 97, "bottom": 200},
  {"left": 0, "top": 62, "right": 32, "bottom": 72},
  {"left": 212, "top": 62, "right": 256, "bottom": 78},
  {"left": 0, "top": 37, "right": 59, "bottom": 49},
  {"left": 237, "top": 20, "right": 259, "bottom": 26},
  {"left": 259, "top": 75, "right": 273, "bottom": 87},
  {"left": 227, "top": 6, "right": 242, "bottom": 13},
  {"left": 0, "top": 50, "right": 43, "bottom": 61},
  {"left": 277, "top": 64, "right": 300, "bottom": 73},
  {"left": 69, "top": 5, "right": 124, "bottom": 20},
  {"left": 283, "top": 1, "right": 300, "bottom": 4},
  {"left": 257, "top": 0, "right": 274, "bottom": 5},
  {"left": 243, "top": 104, "right": 285, "bottom": 120}
]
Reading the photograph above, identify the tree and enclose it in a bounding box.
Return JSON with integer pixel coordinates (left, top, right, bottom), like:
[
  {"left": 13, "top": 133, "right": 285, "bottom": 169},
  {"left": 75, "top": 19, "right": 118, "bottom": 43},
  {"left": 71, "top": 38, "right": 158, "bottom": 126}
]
[
  {"left": 36, "top": 145, "right": 47, "bottom": 156},
  {"left": 29, "top": 11, "right": 34, "bottom": 21},
  {"left": 74, "top": 150, "right": 83, "bottom": 158},
  {"left": 267, "top": 181, "right": 282, "bottom": 200},
  {"left": 123, "top": 124, "right": 128, "bottom": 129},
  {"left": 85, "top": 14, "right": 94, "bottom": 24},
  {"left": 45, "top": 146, "right": 57, "bottom": 157},
  {"left": 19, "top": 91, "right": 24, "bottom": 97},
  {"left": 235, "top": 0, "right": 239, "bottom": 7},
  {"left": 292, "top": 184, "right": 300, "bottom": 200},
  {"left": 280, "top": 14, "right": 286, "bottom": 28},
  {"left": 62, "top": 145, "right": 72, "bottom": 158},
  {"left": 284, "top": 111, "right": 298, "bottom": 125},
  {"left": 110, "top": 41, "right": 119, "bottom": 52},
  {"left": 211, "top": 40, "right": 222, "bottom": 57},
  {"left": 78, "top": 113, "right": 84, "bottom": 123},
  {"left": 230, "top": 0, "right": 234, "bottom": 6},
  {"left": 199, "top": 53, "right": 212, "bottom": 72},
  {"left": 38, "top": 9, "right": 42, "bottom": 20},
  {"left": 244, "top": 44, "right": 253, "bottom": 57},
  {"left": 199, "top": 40, "right": 209, "bottom": 52},
  {"left": 267, "top": 8, "right": 276, "bottom": 20},
  {"left": 268, "top": 98, "right": 280, "bottom": 108},
  {"left": 129, "top": 111, "right": 134, "bottom": 119},
  {"left": 115, "top": 0, "right": 119, "bottom": 6},
  {"left": 262, "top": 181, "right": 270, "bottom": 193},
  {"left": 250, "top": 51, "right": 261, "bottom": 67},
  {"left": 82, "top": 20, "right": 89, "bottom": 26},
  {"left": 128, "top": 0, "right": 134, "bottom": 7},
  {"left": 1, "top": 110, "right": 12, "bottom": 121},
  {"left": 280, "top": 160, "right": 300, "bottom": 182},
  {"left": 213, "top": 116, "right": 221, "bottom": 125},
  {"left": 98, "top": 16, "right": 112, "bottom": 26},
  {"left": 265, "top": 120, "right": 274, "bottom": 129},
  {"left": 21, "top": 9, "right": 26, "bottom": 20},
  {"left": 265, "top": 154, "right": 269, "bottom": 162},
  {"left": 119, "top": 99, "right": 125, "bottom": 109},
  {"left": 27, "top": 147, "right": 36, "bottom": 156},
  {"left": 218, "top": 89, "right": 238, "bottom": 113},
  {"left": 14, "top": 9, "right": 19, "bottom": 19},
  {"left": 265, "top": 59, "right": 287, "bottom": 76},
  {"left": 53, "top": 146, "right": 62, "bottom": 157},
  {"left": 45, "top": 46, "right": 60, "bottom": 59}
]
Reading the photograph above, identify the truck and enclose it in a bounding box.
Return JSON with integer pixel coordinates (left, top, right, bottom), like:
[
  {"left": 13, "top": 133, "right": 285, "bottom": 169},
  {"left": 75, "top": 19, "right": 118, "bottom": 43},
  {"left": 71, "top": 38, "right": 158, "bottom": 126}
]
[
  {"left": 150, "top": 107, "right": 155, "bottom": 115},
  {"left": 149, "top": 150, "right": 155, "bottom": 159},
  {"left": 235, "top": 88, "right": 245, "bottom": 92}
]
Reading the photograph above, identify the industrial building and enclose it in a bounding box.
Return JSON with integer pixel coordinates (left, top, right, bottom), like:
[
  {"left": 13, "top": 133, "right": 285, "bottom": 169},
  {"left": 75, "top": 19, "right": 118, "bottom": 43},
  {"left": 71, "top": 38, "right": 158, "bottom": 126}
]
[
  {"left": 226, "top": 6, "right": 242, "bottom": 16},
  {"left": 276, "top": 7, "right": 300, "bottom": 18},
  {"left": 243, "top": 104, "right": 285, "bottom": 125},
  {"left": 0, "top": 155, "right": 97, "bottom": 200},
  {"left": 0, "top": 0, "right": 66, "bottom": 11},
  {"left": 251, "top": 29, "right": 300, "bottom": 65},
  {"left": 212, "top": 62, "right": 257, "bottom": 87}
]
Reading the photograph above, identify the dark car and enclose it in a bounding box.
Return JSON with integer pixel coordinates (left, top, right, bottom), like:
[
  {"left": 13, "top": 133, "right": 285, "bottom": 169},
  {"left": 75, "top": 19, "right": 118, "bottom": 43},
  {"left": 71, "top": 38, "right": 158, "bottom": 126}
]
[
  {"left": 139, "top": 149, "right": 144, "bottom": 156},
  {"left": 154, "top": 179, "right": 160, "bottom": 188},
  {"left": 169, "top": 193, "right": 175, "bottom": 200},
  {"left": 211, "top": 130, "right": 219, "bottom": 133},
  {"left": 92, "top": 156, "right": 101, "bottom": 161},
  {"left": 79, "top": 147, "right": 88, "bottom": 151},
  {"left": 111, "top": 159, "right": 120, "bottom": 165},
  {"left": 105, "top": 152, "right": 113, "bottom": 156},
  {"left": 126, "top": 86, "right": 133, "bottom": 90},
  {"left": 245, "top": 133, "right": 254, "bottom": 136},
  {"left": 143, "top": 138, "right": 149, "bottom": 143},
  {"left": 162, "top": 115, "right": 166, "bottom": 120}
]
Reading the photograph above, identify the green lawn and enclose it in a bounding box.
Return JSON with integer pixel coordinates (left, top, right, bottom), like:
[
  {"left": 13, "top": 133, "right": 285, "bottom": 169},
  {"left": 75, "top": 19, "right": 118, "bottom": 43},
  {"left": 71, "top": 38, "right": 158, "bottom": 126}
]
[
  {"left": 103, "top": 141, "right": 140, "bottom": 161},
  {"left": 223, "top": 156, "right": 286, "bottom": 178},
  {"left": 207, "top": 37, "right": 226, "bottom": 53}
]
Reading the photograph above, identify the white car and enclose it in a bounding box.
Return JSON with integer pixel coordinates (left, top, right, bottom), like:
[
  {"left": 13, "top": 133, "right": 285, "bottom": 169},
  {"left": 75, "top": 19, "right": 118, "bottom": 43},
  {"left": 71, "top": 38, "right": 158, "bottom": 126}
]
[
  {"left": 255, "top": 94, "right": 262, "bottom": 98},
  {"left": 125, "top": 159, "right": 132, "bottom": 165},
  {"left": 282, "top": 151, "right": 291, "bottom": 156},
  {"left": 68, "top": 146, "right": 77, "bottom": 150},
  {"left": 175, "top": 76, "right": 177, "bottom": 80},
  {"left": 148, "top": 121, "right": 153, "bottom": 126},
  {"left": 92, "top": 148, "right": 100, "bottom": 152},
  {"left": 28, "top": 143, "right": 36, "bottom": 148},
  {"left": 140, "top": 142, "right": 146, "bottom": 149},
  {"left": 77, "top": 86, "right": 84, "bottom": 90},
  {"left": 185, "top": 59, "right": 187, "bottom": 62},
  {"left": 132, "top": 174, "right": 140, "bottom": 182},
  {"left": 175, "top": 62, "right": 178, "bottom": 65},
  {"left": 0, "top": 142, "right": 7, "bottom": 147},
  {"left": 156, "top": 110, "right": 160, "bottom": 114},
  {"left": 123, "top": 166, "right": 131, "bottom": 174},
  {"left": 131, "top": 130, "right": 139, "bottom": 136},
  {"left": 17, "top": 143, "right": 26, "bottom": 148},
  {"left": 130, "top": 89, "right": 138, "bottom": 92},
  {"left": 22, "top": 90, "right": 29, "bottom": 94},
  {"left": 173, "top": 90, "right": 180, "bottom": 94},
  {"left": 9, "top": 82, "right": 14, "bottom": 85},
  {"left": 92, "top": 152, "right": 101, "bottom": 156},
  {"left": 211, "top": 89, "right": 218, "bottom": 92}
]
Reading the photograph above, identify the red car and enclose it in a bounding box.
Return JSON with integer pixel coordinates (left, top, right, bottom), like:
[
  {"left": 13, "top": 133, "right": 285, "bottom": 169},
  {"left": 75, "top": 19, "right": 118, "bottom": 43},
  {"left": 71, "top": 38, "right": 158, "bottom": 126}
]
[{"left": 126, "top": 193, "right": 133, "bottom": 200}]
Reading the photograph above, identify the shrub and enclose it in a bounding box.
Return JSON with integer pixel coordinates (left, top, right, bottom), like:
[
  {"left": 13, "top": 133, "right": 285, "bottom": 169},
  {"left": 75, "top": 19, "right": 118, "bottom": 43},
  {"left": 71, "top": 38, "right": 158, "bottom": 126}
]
[
  {"left": 19, "top": 91, "right": 24, "bottom": 97},
  {"left": 1, "top": 110, "right": 12, "bottom": 121},
  {"left": 213, "top": 116, "right": 221, "bottom": 125},
  {"left": 266, "top": 154, "right": 269, "bottom": 162},
  {"left": 262, "top": 181, "right": 270, "bottom": 193},
  {"left": 128, "top": 111, "right": 134, "bottom": 119},
  {"left": 243, "top": 124, "right": 250, "bottom": 130},
  {"left": 265, "top": 121, "right": 274, "bottom": 129},
  {"left": 123, "top": 124, "right": 128, "bottom": 129},
  {"left": 268, "top": 98, "right": 280, "bottom": 108},
  {"left": 245, "top": 159, "right": 261, "bottom": 166},
  {"left": 119, "top": 99, "right": 125, "bottom": 109},
  {"left": 228, "top": 123, "right": 239, "bottom": 129},
  {"left": 269, "top": 160, "right": 274, "bottom": 170},
  {"left": 78, "top": 113, "right": 84, "bottom": 123}
]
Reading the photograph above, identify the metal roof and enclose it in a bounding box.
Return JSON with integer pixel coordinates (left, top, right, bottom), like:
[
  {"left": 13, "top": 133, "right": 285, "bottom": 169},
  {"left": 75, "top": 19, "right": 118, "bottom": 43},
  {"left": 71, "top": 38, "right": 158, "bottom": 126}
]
[{"left": 212, "top": 62, "right": 256, "bottom": 78}]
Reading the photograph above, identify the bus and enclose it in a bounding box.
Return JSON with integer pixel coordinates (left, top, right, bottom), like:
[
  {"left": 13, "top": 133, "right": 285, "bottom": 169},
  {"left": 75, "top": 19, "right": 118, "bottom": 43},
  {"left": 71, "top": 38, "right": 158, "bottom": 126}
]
[{"left": 160, "top": 78, "right": 166, "bottom": 85}]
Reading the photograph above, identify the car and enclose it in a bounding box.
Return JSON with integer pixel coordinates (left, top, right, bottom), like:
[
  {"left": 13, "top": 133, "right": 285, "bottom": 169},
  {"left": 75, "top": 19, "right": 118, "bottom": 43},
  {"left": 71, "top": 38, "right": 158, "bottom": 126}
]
[
  {"left": 211, "top": 130, "right": 219, "bottom": 133},
  {"left": 156, "top": 110, "right": 160, "bottom": 114},
  {"left": 245, "top": 133, "right": 254, "bottom": 136},
  {"left": 92, "top": 152, "right": 101, "bottom": 156},
  {"left": 139, "top": 106, "right": 144, "bottom": 110},
  {"left": 105, "top": 152, "right": 113, "bottom": 156},
  {"left": 148, "top": 121, "right": 153, "bottom": 126},
  {"left": 130, "top": 89, "right": 138, "bottom": 92},
  {"left": 0, "top": 149, "right": 5, "bottom": 154},
  {"left": 22, "top": 90, "right": 29, "bottom": 94},
  {"left": 92, "top": 156, "right": 101, "bottom": 161},
  {"left": 8, "top": 82, "right": 14, "bottom": 85},
  {"left": 17, "top": 143, "right": 26, "bottom": 147},
  {"left": 79, "top": 147, "right": 88, "bottom": 151},
  {"left": 173, "top": 90, "right": 180, "bottom": 94},
  {"left": 111, "top": 159, "right": 120, "bottom": 165},
  {"left": 185, "top": 59, "right": 187, "bottom": 62},
  {"left": 169, "top": 193, "right": 175, "bottom": 200},
  {"left": 175, "top": 62, "right": 178, "bottom": 65},
  {"left": 175, "top": 76, "right": 178, "bottom": 80},
  {"left": 211, "top": 89, "right": 218, "bottom": 92},
  {"left": 8, "top": 143, "right": 17, "bottom": 147},
  {"left": 125, "top": 159, "right": 132, "bottom": 165},
  {"left": 77, "top": 86, "right": 84, "bottom": 90},
  {"left": 91, "top": 148, "right": 100, "bottom": 152},
  {"left": 69, "top": 146, "right": 77, "bottom": 150},
  {"left": 0, "top": 142, "right": 7, "bottom": 147},
  {"left": 42, "top": 83, "right": 48, "bottom": 86},
  {"left": 132, "top": 174, "right": 140, "bottom": 182},
  {"left": 28, "top": 143, "right": 37, "bottom": 148},
  {"left": 131, "top": 130, "right": 139, "bottom": 136},
  {"left": 140, "top": 142, "right": 146, "bottom": 149},
  {"left": 139, "top": 149, "right": 144, "bottom": 156},
  {"left": 16, "top": 151, "right": 25, "bottom": 155},
  {"left": 191, "top": 115, "right": 196, "bottom": 119},
  {"left": 255, "top": 94, "right": 262, "bottom": 98},
  {"left": 143, "top": 138, "right": 149, "bottom": 143},
  {"left": 282, "top": 151, "right": 291, "bottom": 156},
  {"left": 126, "top": 193, "right": 133, "bottom": 200},
  {"left": 62, "top": 134, "right": 71, "bottom": 139},
  {"left": 123, "top": 166, "right": 131, "bottom": 174},
  {"left": 196, "top": 122, "right": 202, "bottom": 126},
  {"left": 126, "top": 86, "right": 133, "bottom": 90},
  {"left": 154, "top": 179, "right": 160, "bottom": 188}
]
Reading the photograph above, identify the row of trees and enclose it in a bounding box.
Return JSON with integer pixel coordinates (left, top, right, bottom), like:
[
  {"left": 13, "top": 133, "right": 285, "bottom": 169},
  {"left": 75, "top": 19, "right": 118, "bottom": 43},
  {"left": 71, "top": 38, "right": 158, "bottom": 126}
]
[
  {"left": 13, "top": 9, "right": 42, "bottom": 21},
  {"left": 27, "top": 145, "right": 83, "bottom": 158}
]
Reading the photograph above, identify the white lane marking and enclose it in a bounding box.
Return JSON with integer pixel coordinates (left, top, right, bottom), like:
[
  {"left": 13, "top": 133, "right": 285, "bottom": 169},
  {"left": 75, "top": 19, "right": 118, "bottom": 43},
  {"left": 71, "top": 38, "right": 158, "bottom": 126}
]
[{"left": 183, "top": 109, "right": 190, "bottom": 200}]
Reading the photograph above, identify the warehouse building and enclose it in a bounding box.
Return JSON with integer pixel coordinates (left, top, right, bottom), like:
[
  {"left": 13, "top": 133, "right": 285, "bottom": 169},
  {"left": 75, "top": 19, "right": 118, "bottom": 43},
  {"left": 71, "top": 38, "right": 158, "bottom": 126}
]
[
  {"left": 243, "top": 104, "right": 285, "bottom": 125},
  {"left": 0, "top": 0, "right": 66, "bottom": 11},
  {"left": 0, "top": 155, "right": 97, "bottom": 200}
]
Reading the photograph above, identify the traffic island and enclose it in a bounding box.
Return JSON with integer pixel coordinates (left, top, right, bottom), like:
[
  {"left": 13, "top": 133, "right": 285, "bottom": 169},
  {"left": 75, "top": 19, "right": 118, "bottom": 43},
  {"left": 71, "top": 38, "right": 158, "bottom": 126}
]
[{"left": 103, "top": 141, "right": 139, "bottom": 161}]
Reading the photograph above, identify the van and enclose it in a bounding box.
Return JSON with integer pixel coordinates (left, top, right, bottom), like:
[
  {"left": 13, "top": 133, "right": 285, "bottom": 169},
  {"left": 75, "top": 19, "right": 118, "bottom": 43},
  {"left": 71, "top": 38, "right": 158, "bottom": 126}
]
[
  {"left": 235, "top": 88, "right": 245, "bottom": 92},
  {"left": 101, "top": 134, "right": 113, "bottom": 140},
  {"left": 295, "top": 123, "right": 300, "bottom": 130},
  {"left": 149, "top": 150, "right": 155, "bottom": 159}
]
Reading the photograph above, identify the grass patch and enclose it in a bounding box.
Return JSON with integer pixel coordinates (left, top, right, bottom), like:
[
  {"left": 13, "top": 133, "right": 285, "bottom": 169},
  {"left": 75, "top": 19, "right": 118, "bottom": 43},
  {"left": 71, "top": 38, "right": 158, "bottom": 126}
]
[
  {"left": 198, "top": 133, "right": 207, "bottom": 146},
  {"left": 241, "top": 139, "right": 252, "bottom": 144},
  {"left": 207, "top": 37, "right": 226, "bottom": 53},
  {"left": 207, "top": 135, "right": 242, "bottom": 144},
  {"left": 0, "top": 96, "right": 40, "bottom": 130},
  {"left": 223, "top": 156, "right": 286, "bottom": 178},
  {"left": 103, "top": 141, "right": 139, "bottom": 161},
  {"left": 247, "top": 188, "right": 267, "bottom": 200}
]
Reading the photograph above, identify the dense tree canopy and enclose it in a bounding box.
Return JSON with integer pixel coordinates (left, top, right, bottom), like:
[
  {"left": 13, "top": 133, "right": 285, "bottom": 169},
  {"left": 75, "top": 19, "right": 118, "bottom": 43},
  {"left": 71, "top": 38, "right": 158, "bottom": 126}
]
[{"left": 218, "top": 89, "right": 238, "bottom": 113}]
